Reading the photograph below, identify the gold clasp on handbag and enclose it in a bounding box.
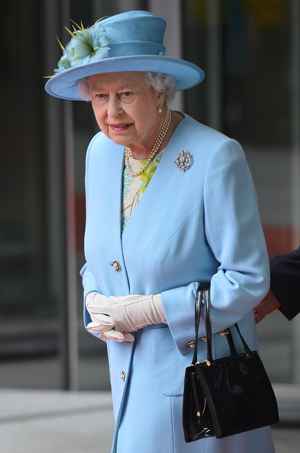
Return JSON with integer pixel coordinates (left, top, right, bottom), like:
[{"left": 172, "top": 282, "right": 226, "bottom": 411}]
[{"left": 202, "top": 329, "right": 229, "bottom": 343}]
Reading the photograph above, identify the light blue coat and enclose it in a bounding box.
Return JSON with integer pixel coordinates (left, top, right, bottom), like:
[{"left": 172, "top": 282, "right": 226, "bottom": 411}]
[{"left": 80, "top": 115, "right": 275, "bottom": 453}]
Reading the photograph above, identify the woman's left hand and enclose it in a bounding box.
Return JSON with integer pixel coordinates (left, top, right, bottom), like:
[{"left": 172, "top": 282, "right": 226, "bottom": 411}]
[{"left": 86, "top": 292, "right": 166, "bottom": 335}]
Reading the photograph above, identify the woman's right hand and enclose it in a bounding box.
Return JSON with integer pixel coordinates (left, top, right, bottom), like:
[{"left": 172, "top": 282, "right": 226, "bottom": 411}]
[
  {"left": 85, "top": 292, "right": 135, "bottom": 342},
  {"left": 86, "top": 320, "right": 135, "bottom": 342}
]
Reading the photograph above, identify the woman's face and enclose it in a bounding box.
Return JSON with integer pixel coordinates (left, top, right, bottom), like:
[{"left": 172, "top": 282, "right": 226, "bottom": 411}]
[{"left": 87, "top": 72, "right": 163, "bottom": 150}]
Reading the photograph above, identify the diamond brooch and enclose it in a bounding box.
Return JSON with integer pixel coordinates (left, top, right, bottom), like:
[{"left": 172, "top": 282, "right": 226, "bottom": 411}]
[{"left": 175, "top": 150, "right": 193, "bottom": 172}]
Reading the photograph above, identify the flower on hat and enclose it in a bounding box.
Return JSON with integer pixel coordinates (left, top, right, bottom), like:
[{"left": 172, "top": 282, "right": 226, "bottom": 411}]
[{"left": 55, "top": 20, "right": 110, "bottom": 74}]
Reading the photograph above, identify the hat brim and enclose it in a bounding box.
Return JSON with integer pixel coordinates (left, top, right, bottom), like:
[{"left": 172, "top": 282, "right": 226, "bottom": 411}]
[{"left": 45, "top": 55, "right": 205, "bottom": 101}]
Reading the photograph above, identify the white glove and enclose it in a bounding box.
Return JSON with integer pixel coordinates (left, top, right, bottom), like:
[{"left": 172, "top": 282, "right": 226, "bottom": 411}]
[
  {"left": 87, "top": 320, "right": 135, "bottom": 342},
  {"left": 86, "top": 292, "right": 166, "bottom": 336},
  {"left": 85, "top": 293, "right": 135, "bottom": 342}
]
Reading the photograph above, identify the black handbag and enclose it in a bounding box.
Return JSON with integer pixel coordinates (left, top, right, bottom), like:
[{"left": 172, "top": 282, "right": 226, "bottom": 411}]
[{"left": 182, "top": 282, "right": 279, "bottom": 442}]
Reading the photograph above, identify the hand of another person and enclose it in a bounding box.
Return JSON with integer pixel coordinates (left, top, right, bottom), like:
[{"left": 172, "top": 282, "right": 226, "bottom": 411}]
[
  {"left": 254, "top": 290, "right": 281, "bottom": 323},
  {"left": 86, "top": 292, "right": 166, "bottom": 335}
]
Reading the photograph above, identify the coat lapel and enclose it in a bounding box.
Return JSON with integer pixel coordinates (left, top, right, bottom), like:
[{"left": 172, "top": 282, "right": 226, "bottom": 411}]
[
  {"left": 102, "top": 141, "right": 124, "bottom": 247},
  {"left": 94, "top": 139, "right": 131, "bottom": 294}
]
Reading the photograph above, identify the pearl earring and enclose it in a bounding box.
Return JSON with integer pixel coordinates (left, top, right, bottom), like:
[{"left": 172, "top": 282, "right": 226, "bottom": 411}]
[{"left": 158, "top": 106, "right": 163, "bottom": 114}]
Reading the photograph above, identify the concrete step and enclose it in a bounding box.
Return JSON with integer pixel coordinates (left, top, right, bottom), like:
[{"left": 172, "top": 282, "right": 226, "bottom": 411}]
[
  {"left": 274, "top": 384, "right": 300, "bottom": 424},
  {"left": 0, "top": 385, "right": 299, "bottom": 453}
]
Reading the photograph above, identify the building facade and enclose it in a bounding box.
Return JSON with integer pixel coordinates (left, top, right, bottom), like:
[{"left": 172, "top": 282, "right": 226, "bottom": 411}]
[{"left": 1, "top": 0, "right": 299, "bottom": 390}]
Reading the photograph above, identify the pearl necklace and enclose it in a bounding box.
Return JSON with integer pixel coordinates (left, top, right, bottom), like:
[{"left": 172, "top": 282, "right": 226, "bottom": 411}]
[{"left": 125, "top": 110, "right": 172, "bottom": 177}]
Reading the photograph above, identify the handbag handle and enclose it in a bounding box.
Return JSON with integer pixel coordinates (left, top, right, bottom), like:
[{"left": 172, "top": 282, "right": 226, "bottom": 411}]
[
  {"left": 192, "top": 282, "right": 210, "bottom": 365},
  {"left": 192, "top": 282, "right": 252, "bottom": 366}
]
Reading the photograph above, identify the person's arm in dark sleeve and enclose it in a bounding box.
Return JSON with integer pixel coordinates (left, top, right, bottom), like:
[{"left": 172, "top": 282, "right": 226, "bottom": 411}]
[{"left": 270, "top": 246, "right": 300, "bottom": 320}]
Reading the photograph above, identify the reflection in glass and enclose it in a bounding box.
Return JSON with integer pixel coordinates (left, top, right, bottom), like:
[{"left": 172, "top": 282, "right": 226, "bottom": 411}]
[
  {"left": 0, "top": 0, "right": 61, "bottom": 389},
  {"left": 183, "top": 0, "right": 294, "bottom": 383}
]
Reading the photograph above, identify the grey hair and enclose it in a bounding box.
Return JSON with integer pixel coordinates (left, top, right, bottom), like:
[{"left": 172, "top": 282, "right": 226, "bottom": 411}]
[
  {"left": 144, "top": 72, "right": 176, "bottom": 104},
  {"left": 78, "top": 79, "right": 92, "bottom": 101},
  {"left": 78, "top": 71, "right": 176, "bottom": 103}
]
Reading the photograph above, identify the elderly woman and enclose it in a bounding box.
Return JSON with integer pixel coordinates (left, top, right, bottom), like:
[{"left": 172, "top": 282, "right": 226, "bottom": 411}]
[{"left": 45, "top": 10, "right": 275, "bottom": 453}]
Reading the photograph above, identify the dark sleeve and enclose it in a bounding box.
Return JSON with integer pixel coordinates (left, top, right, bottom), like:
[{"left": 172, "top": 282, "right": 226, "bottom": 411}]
[{"left": 270, "top": 246, "right": 300, "bottom": 320}]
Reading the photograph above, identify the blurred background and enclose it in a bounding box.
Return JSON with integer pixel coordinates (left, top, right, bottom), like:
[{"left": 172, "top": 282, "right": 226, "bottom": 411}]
[{"left": 1, "top": 0, "right": 300, "bottom": 426}]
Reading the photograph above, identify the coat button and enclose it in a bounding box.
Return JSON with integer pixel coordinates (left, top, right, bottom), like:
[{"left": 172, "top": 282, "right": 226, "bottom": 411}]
[
  {"left": 111, "top": 260, "right": 121, "bottom": 272},
  {"left": 120, "top": 369, "right": 126, "bottom": 381},
  {"left": 185, "top": 340, "right": 196, "bottom": 349}
]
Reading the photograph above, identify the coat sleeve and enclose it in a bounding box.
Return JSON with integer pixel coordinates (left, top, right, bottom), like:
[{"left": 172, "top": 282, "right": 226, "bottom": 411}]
[
  {"left": 270, "top": 246, "right": 300, "bottom": 320},
  {"left": 79, "top": 134, "right": 102, "bottom": 328},
  {"left": 80, "top": 263, "right": 99, "bottom": 326},
  {"left": 160, "top": 139, "right": 270, "bottom": 355}
]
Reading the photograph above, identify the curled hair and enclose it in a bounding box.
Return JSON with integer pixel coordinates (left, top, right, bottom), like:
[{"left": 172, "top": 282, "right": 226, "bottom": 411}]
[
  {"left": 144, "top": 72, "right": 176, "bottom": 105},
  {"left": 78, "top": 78, "right": 91, "bottom": 101},
  {"left": 78, "top": 71, "right": 177, "bottom": 103}
]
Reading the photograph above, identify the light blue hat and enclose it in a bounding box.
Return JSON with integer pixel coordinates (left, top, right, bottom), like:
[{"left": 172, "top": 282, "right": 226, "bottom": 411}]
[{"left": 45, "top": 10, "right": 205, "bottom": 101}]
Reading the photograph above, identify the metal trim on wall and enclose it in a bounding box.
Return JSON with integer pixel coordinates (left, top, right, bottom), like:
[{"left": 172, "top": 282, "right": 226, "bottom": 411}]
[
  {"left": 43, "top": 0, "right": 79, "bottom": 390},
  {"left": 290, "top": 0, "right": 300, "bottom": 384},
  {"left": 149, "top": 0, "right": 183, "bottom": 110},
  {"left": 116, "top": 0, "right": 144, "bottom": 9},
  {"left": 206, "top": 0, "right": 222, "bottom": 130},
  {"left": 60, "top": 0, "right": 79, "bottom": 391}
]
